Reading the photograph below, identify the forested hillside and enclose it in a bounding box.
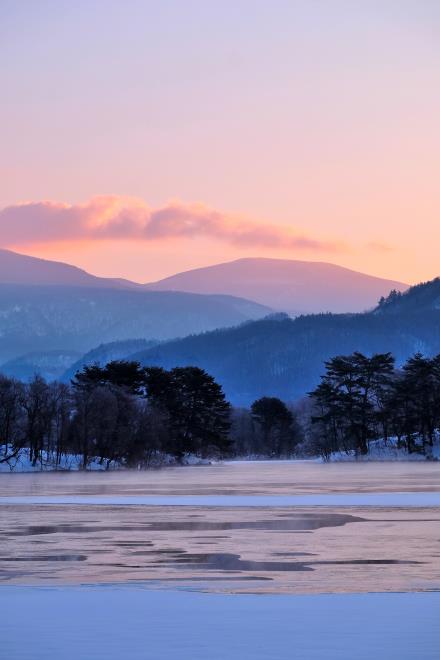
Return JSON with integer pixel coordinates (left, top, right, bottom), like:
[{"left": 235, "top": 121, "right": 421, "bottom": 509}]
[
  {"left": 62, "top": 339, "right": 159, "bottom": 382},
  {"left": 131, "top": 279, "right": 440, "bottom": 404},
  {"left": 376, "top": 278, "right": 440, "bottom": 314}
]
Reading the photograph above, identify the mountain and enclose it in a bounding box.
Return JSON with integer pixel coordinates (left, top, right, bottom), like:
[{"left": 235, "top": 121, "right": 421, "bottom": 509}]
[
  {"left": 129, "top": 278, "right": 440, "bottom": 406},
  {"left": 1, "top": 350, "right": 81, "bottom": 382},
  {"left": 0, "top": 248, "right": 139, "bottom": 289},
  {"left": 0, "top": 248, "right": 408, "bottom": 315},
  {"left": 146, "top": 257, "right": 408, "bottom": 314},
  {"left": 375, "top": 277, "right": 440, "bottom": 314},
  {"left": 62, "top": 339, "right": 159, "bottom": 382},
  {"left": 0, "top": 285, "right": 270, "bottom": 363},
  {"left": 1, "top": 340, "right": 160, "bottom": 383}
]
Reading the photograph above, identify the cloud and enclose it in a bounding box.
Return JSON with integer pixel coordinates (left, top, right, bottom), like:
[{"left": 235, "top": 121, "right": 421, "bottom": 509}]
[
  {"left": 367, "top": 241, "right": 393, "bottom": 253},
  {"left": 0, "top": 196, "right": 344, "bottom": 253}
]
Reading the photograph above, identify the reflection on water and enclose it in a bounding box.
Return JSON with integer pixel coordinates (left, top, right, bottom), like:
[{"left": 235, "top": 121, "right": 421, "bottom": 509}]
[
  {"left": 1, "top": 502, "right": 440, "bottom": 593},
  {"left": 156, "top": 551, "right": 423, "bottom": 572},
  {"left": 1, "top": 462, "right": 440, "bottom": 594},
  {"left": 0, "top": 555, "right": 87, "bottom": 562},
  {"left": 8, "top": 512, "right": 365, "bottom": 537},
  {"left": 1, "top": 461, "right": 440, "bottom": 498}
]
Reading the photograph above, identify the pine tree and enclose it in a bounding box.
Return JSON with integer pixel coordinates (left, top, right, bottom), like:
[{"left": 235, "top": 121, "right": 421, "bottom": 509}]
[
  {"left": 309, "top": 352, "right": 394, "bottom": 455},
  {"left": 144, "top": 366, "right": 231, "bottom": 460},
  {"left": 250, "top": 397, "right": 297, "bottom": 456}
]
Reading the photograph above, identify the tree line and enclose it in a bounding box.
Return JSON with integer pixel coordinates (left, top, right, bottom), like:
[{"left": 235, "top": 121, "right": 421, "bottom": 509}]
[
  {"left": 0, "top": 361, "right": 301, "bottom": 469},
  {"left": 1, "top": 351, "right": 439, "bottom": 469},
  {"left": 308, "top": 351, "right": 440, "bottom": 459}
]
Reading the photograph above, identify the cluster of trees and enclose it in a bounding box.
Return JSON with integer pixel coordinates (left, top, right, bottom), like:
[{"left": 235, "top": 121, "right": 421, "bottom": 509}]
[
  {"left": 308, "top": 352, "right": 440, "bottom": 459},
  {"left": 231, "top": 397, "right": 303, "bottom": 457},
  {"left": 0, "top": 361, "right": 302, "bottom": 469},
  {"left": 2, "top": 350, "right": 440, "bottom": 469}
]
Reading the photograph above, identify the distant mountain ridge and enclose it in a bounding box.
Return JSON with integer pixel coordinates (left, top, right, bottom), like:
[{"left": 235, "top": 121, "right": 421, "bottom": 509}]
[
  {"left": 0, "top": 249, "right": 408, "bottom": 314},
  {"left": 62, "top": 339, "right": 159, "bottom": 382},
  {"left": 0, "top": 249, "right": 417, "bottom": 387},
  {"left": 146, "top": 257, "right": 409, "bottom": 314},
  {"left": 0, "top": 248, "right": 140, "bottom": 289},
  {"left": 0, "top": 285, "right": 270, "bottom": 363},
  {"left": 1, "top": 350, "right": 81, "bottom": 382},
  {"left": 127, "top": 277, "right": 440, "bottom": 405}
]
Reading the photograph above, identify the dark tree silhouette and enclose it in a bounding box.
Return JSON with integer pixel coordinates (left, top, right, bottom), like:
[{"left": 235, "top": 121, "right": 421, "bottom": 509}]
[
  {"left": 145, "top": 366, "right": 231, "bottom": 460},
  {"left": 251, "top": 397, "right": 299, "bottom": 456},
  {"left": 310, "top": 352, "right": 394, "bottom": 455}
]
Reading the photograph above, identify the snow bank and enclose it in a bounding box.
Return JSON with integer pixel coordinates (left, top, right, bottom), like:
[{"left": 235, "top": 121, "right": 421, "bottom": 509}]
[
  {"left": 2, "top": 587, "right": 439, "bottom": 660},
  {"left": 328, "top": 436, "right": 440, "bottom": 463},
  {"left": 0, "top": 446, "right": 213, "bottom": 473},
  {"left": 0, "top": 447, "right": 119, "bottom": 473}
]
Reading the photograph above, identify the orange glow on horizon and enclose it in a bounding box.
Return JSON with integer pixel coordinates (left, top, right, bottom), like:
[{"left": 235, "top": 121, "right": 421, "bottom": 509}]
[{"left": 1, "top": 3, "right": 438, "bottom": 286}]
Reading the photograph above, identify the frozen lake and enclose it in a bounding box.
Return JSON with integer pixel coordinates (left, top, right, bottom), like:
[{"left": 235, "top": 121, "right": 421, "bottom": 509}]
[
  {"left": 2, "top": 461, "right": 440, "bottom": 658},
  {"left": 2, "top": 460, "right": 440, "bottom": 496},
  {"left": 2, "top": 461, "right": 440, "bottom": 593}
]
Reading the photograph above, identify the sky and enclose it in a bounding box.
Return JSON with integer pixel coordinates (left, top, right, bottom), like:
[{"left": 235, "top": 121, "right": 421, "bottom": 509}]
[{"left": 0, "top": 0, "right": 439, "bottom": 284}]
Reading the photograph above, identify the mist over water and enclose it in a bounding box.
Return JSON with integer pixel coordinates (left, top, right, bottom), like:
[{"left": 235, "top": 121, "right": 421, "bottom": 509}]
[
  {"left": 2, "top": 460, "right": 440, "bottom": 497},
  {"left": 1, "top": 462, "right": 440, "bottom": 594}
]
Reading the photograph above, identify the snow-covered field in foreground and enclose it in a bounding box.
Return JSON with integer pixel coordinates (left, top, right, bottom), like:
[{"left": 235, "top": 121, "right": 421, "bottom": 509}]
[
  {"left": 2, "top": 587, "right": 439, "bottom": 660},
  {"left": 3, "top": 491, "right": 440, "bottom": 506}
]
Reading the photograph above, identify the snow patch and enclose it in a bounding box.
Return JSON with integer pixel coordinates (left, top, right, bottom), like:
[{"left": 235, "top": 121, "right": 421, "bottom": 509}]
[
  {"left": 3, "top": 492, "right": 440, "bottom": 506},
  {"left": 328, "top": 436, "right": 440, "bottom": 462},
  {"left": 0, "top": 446, "right": 214, "bottom": 473}
]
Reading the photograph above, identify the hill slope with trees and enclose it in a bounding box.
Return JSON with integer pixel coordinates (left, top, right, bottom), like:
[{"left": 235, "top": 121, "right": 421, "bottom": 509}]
[{"left": 131, "top": 279, "right": 440, "bottom": 405}]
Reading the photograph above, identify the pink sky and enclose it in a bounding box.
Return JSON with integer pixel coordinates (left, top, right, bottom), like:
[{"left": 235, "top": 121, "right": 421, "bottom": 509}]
[{"left": 1, "top": 1, "right": 439, "bottom": 284}]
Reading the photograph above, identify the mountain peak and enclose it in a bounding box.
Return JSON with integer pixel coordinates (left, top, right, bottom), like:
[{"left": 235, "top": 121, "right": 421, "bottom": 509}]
[
  {"left": 0, "top": 248, "right": 140, "bottom": 289},
  {"left": 146, "top": 257, "right": 408, "bottom": 314}
]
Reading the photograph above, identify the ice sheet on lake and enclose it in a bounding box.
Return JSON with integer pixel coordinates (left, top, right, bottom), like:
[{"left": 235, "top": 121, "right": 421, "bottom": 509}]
[
  {"left": 2, "top": 587, "right": 439, "bottom": 660},
  {"left": 2, "top": 492, "right": 440, "bottom": 506}
]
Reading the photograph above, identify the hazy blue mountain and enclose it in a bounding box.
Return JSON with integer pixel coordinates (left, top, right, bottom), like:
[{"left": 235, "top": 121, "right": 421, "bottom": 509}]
[
  {"left": 146, "top": 257, "right": 408, "bottom": 314},
  {"left": 1, "top": 249, "right": 408, "bottom": 315},
  {"left": 0, "top": 284, "right": 270, "bottom": 362},
  {"left": 62, "top": 339, "right": 159, "bottom": 382},
  {"left": 1, "top": 350, "right": 81, "bottom": 382},
  {"left": 130, "top": 278, "right": 440, "bottom": 405}
]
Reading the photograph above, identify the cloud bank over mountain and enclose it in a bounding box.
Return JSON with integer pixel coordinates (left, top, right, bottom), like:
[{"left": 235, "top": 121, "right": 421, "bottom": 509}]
[{"left": 0, "top": 197, "right": 344, "bottom": 253}]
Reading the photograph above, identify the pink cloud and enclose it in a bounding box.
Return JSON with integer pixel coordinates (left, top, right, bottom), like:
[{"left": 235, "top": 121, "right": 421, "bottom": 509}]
[
  {"left": 367, "top": 241, "right": 393, "bottom": 253},
  {"left": 0, "top": 196, "right": 344, "bottom": 253}
]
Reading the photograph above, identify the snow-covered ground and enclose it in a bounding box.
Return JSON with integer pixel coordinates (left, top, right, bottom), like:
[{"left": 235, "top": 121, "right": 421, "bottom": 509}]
[
  {"left": 2, "top": 587, "right": 439, "bottom": 660},
  {"left": 1, "top": 436, "right": 439, "bottom": 472},
  {"left": 0, "top": 446, "right": 212, "bottom": 473},
  {"left": 329, "top": 436, "right": 440, "bottom": 462},
  {"left": 0, "top": 447, "right": 119, "bottom": 472}
]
